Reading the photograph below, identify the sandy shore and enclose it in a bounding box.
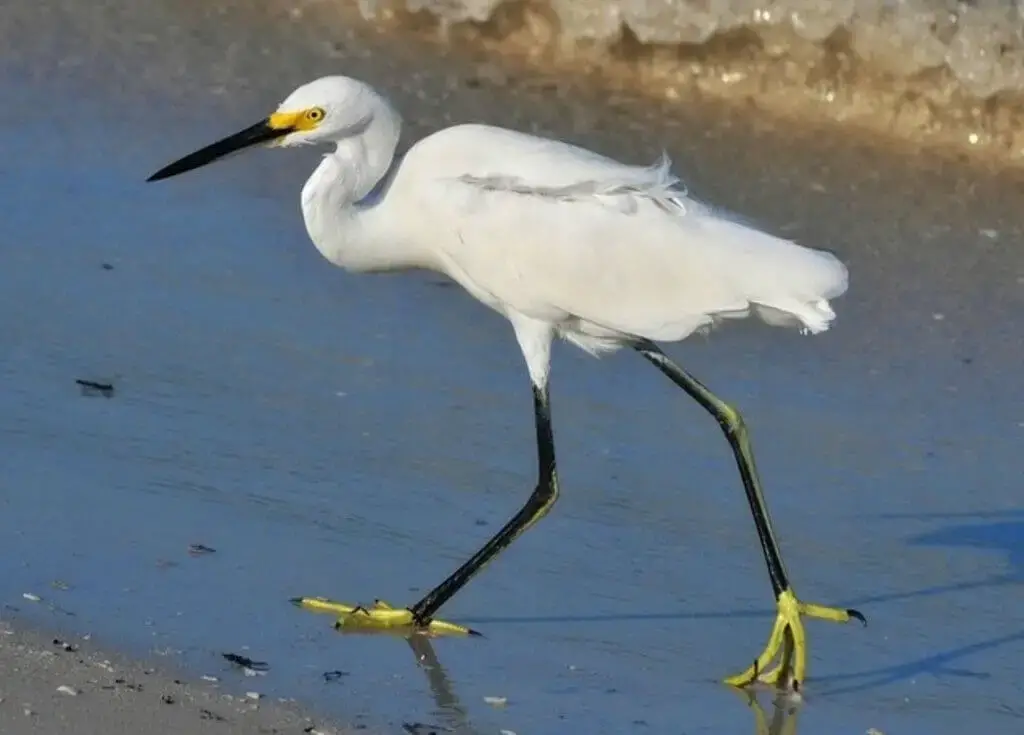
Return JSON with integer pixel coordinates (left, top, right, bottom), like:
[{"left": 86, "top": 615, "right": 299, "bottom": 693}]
[{"left": 0, "top": 616, "right": 358, "bottom": 735}]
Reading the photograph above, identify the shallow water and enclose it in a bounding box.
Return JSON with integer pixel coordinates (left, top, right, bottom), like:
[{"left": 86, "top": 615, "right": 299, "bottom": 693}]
[{"left": 2, "top": 1, "right": 1024, "bottom": 733}]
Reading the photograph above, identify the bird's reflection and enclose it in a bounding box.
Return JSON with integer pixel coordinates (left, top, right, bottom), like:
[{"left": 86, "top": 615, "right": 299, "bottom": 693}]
[
  {"left": 333, "top": 625, "right": 803, "bottom": 735},
  {"left": 730, "top": 688, "right": 801, "bottom": 735},
  {"left": 331, "top": 625, "right": 477, "bottom": 734},
  {"left": 404, "top": 633, "right": 474, "bottom": 734}
]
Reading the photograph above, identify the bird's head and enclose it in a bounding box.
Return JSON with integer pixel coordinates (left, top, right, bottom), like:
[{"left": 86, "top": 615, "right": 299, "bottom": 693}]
[{"left": 147, "top": 75, "right": 389, "bottom": 182}]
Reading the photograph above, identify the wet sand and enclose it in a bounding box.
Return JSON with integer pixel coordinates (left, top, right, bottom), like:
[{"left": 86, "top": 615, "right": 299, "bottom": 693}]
[
  {"left": 1, "top": 0, "right": 1023, "bottom": 734},
  {"left": 0, "top": 617, "right": 356, "bottom": 734},
  {"left": 349, "top": 0, "right": 1024, "bottom": 165}
]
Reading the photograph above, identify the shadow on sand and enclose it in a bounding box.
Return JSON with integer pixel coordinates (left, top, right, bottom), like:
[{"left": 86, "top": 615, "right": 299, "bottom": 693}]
[
  {"left": 809, "top": 509, "right": 1024, "bottom": 697},
  {"left": 302, "top": 509, "right": 1022, "bottom": 730},
  {"left": 412, "top": 509, "right": 1024, "bottom": 702},
  {"left": 461, "top": 510, "right": 1023, "bottom": 625},
  {"left": 813, "top": 628, "right": 1024, "bottom": 697}
]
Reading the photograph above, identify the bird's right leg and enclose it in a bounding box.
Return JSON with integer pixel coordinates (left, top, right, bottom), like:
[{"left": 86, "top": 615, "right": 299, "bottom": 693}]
[
  {"left": 634, "top": 340, "right": 865, "bottom": 689},
  {"left": 294, "top": 322, "right": 560, "bottom": 638}
]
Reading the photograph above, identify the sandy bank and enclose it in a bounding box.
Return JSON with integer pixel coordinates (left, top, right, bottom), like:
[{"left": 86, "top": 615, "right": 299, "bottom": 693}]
[
  {"left": 344, "top": 0, "right": 1024, "bottom": 166},
  {"left": 0, "top": 616, "right": 361, "bottom": 735}
]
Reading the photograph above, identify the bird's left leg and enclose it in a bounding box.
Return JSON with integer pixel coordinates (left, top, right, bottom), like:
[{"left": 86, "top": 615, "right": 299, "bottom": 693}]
[
  {"left": 294, "top": 366, "right": 560, "bottom": 638},
  {"left": 634, "top": 341, "right": 865, "bottom": 689}
]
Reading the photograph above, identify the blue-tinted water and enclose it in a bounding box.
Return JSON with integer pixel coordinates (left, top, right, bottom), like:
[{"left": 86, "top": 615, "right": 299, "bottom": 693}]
[{"left": 2, "top": 1, "right": 1023, "bottom": 734}]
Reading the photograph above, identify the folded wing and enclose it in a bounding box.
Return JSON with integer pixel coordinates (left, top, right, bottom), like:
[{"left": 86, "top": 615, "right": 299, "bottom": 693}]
[{"left": 402, "top": 124, "right": 848, "bottom": 347}]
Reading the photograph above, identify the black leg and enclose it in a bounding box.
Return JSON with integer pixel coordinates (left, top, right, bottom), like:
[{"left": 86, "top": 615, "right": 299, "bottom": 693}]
[
  {"left": 632, "top": 340, "right": 864, "bottom": 688},
  {"left": 633, "top": 340, "right": 790, "bottom": 598},
  {"left": 296, "top": 337, "right": 863, "bottom": 683},
  {"left": 409, "top": 382, "right": 559, "bottom": 623}
]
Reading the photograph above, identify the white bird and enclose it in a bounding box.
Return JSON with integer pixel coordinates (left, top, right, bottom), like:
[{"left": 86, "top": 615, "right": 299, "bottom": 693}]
[{"left": 148, "top": 75, "right": 865, "bottom": 690}]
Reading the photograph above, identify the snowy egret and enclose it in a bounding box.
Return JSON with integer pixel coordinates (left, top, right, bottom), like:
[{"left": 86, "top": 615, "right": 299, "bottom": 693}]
[{"left": 148, "top": 75, "right": 865, "bottom": 688}]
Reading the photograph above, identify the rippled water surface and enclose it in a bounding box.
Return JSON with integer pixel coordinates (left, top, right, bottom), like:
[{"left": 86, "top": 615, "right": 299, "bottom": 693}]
[{"left": 1, "top": 1, "right": 1023, "bottom": 734}]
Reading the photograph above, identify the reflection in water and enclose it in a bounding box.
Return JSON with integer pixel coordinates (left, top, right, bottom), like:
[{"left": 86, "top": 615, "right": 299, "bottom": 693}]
[
  {"left": 730, "top": 688, "right": 801, "bottom": 735},
  {"left": 328, "top": 622, "right": 478, "bottom": 734},
  {"left": 333, "top": 621, "right": 805, "bottom": 735},
  {"left": 404, "top": 634, "right": 475, "bottom": 735}
]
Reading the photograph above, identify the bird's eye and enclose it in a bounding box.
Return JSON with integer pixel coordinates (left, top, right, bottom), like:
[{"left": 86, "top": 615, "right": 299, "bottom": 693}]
[{"left": 306, "top": 108, "right": 325, "bottom": 122}]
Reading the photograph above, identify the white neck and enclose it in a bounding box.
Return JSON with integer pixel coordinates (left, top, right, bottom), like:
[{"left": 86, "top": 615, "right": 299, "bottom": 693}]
[{"left": 300, "top": 102, "right": 432, "bottom": 273}]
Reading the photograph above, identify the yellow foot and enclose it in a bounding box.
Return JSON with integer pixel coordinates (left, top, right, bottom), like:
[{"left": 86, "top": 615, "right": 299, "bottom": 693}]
[
  {"left": 290, "top": 597, "right": 480, "bottom": 638},
  {"left": 723, "top": 589, "right": 866, "bottom": 690}
]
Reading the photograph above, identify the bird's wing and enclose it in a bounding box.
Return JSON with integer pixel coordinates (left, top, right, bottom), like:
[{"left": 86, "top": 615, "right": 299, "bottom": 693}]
[
  {"left": 454, "top": 151, "right": 694, "bottom": 219},
  {"left": 405, "top": 125, "right": 847, "bottom": 342},
  {"left": 417, "top": 123, "right": 699, "bottom": 217}
]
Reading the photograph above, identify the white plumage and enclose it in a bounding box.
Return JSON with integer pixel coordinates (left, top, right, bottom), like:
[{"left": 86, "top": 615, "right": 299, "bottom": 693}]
[
  {"left": 265, "top": 77, "right": 848, "bottom": 379},
  {"left": 147, "top": 75, "right": 863, "bottom": 686}
]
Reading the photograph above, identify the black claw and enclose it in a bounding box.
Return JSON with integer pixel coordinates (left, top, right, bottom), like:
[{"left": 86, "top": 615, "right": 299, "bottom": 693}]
[
  {"left": 288, "top": 597, "right": 304, "bottom": 607},
  {"left": 847, "top": 608, "right": 867, "bottom": 627},
  {"left": 467, "top": 627, "right": 484, "bottom": 638}
]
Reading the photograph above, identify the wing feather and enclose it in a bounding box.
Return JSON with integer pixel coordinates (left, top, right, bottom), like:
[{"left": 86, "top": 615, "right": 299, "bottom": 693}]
[{"left": 399, "top": 124, "right": 847, "bottom": 344}]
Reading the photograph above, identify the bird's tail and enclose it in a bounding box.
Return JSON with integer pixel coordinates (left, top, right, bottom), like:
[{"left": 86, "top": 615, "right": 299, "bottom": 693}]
[
  {"left": 702, "top": 215, "right": 849, "bottom": 335},
  {"left": 752, "top": 298, "right": 838, "bottom": 335}
]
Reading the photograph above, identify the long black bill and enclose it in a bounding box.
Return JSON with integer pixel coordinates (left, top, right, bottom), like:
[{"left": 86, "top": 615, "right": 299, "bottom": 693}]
[{"left": 147, "top": 119, "right": 292, "bottom": 182}]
